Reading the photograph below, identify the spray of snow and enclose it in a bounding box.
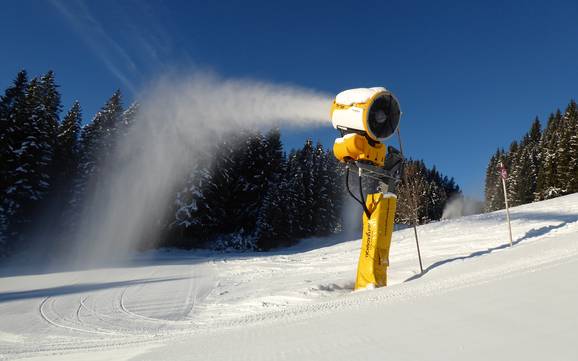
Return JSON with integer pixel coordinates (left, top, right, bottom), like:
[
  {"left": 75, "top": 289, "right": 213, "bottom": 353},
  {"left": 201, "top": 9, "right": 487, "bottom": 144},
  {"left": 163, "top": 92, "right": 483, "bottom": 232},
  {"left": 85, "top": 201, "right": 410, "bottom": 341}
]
[
  {"left": 68, "top": 72, "right": 330, "bottom": 266},
  {"left": 441, "top": 195, "right": 484, "bottom": 220}
]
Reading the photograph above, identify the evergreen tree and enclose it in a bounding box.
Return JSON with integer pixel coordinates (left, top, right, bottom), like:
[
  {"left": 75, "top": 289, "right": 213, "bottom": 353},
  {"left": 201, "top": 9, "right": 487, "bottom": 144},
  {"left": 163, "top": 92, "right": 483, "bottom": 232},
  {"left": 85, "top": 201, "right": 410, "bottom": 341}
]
[
  {"left": 293, "top": 139, "right": 316, "bottom": 237},
  {"left": 122, "top": 102, "right": 139, "bottom": 128},
  {"left": 484, "top": 151, "right": 498, "bottom": 211},
  {"left": 254, "top": 173, "right": 291, "bottom": 250},
  {"left": 75, "top": 91, "right": 124, "bottom": 195},
  {"left": 263, "top": 128, "right": 284, "bottom": 178},
  {"left": 491, "top": 149, "right": 507, "bottom": 210},
  {"left": 527, "top": 117, "right": 542, "bottom": 200},
  {"left": 536, "top": 111, "right": 562, "bottom": 199},
  {"left": 509, "top": 118, "right": 541, "bottom": 205},
  {"left": 283, "top": 149, "right": 305, "bottom": 239},
  {"left": 1, "top": 72, "right": 61, "bottom": 243},
  {"left": 503, "top": 141, "right": 520, "bottom": 206},
  {"left": 485, "top": 100, "right": 578, "bottom": 208},
  {"left": 309, "top": 142, "right": 342, "bottom": 235},
  {"left": 560, "top": 100, "right": 578, "bottom": 192},
  {"left": 0, "top": 71, "right": 29, "bottom": 252},
  {"left": 54, "top": 101, "right": 81, "bottom": 193}
]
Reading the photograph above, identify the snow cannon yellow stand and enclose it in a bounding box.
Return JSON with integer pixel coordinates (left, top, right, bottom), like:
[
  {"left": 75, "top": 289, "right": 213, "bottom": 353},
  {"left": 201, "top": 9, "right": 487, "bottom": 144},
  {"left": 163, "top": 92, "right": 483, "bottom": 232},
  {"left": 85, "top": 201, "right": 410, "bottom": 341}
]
[
  {"left": 329, "top": 87, "right": 403, "bottom": 291},
  {"left": 356, "top": 192, "right": 397, "bottom": 289}
]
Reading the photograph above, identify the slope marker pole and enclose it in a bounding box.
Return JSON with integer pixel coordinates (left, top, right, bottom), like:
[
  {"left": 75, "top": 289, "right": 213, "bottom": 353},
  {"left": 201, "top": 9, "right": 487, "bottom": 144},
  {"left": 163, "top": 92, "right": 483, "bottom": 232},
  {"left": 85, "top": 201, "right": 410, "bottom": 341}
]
[{"left": 499, "top": 162, "right": 513, "bottom": 247}]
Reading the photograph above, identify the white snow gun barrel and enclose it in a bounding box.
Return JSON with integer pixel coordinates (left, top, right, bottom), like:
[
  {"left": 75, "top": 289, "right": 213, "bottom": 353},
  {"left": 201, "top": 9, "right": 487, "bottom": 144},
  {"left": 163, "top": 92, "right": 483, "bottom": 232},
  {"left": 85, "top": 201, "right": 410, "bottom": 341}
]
[{"left": 330, "top": 87, "right": 403, "bottom": 290}]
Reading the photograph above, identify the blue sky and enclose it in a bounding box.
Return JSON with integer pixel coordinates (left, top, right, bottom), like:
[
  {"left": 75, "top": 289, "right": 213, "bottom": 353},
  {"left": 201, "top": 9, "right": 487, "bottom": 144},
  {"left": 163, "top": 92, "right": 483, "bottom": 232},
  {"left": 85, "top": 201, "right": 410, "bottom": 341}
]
[{"left": 1, "top": 0, "right": 577, "bottom": 198}]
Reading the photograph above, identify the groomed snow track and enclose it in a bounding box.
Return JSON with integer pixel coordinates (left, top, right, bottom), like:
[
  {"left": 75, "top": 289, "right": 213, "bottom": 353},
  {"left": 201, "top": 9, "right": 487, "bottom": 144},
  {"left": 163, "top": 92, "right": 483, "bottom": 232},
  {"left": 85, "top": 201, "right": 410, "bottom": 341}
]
[{"left": 1, "top": 193, "right": 578, "bottom": 360}]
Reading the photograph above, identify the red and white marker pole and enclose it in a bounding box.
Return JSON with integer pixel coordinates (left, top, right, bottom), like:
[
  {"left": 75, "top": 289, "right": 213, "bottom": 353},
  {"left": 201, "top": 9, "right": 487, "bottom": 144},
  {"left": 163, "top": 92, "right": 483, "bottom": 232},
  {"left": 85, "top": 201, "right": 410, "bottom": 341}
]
[{"left": 498, "top": 162, "right": 513, "bottom": 247}]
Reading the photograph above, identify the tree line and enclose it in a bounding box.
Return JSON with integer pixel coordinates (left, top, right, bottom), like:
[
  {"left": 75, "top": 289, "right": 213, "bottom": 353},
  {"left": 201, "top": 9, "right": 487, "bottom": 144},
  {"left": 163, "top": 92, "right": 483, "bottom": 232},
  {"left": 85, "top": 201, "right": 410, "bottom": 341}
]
[
  {"left": 165, "top": 134, "right": 344, "bottom": 250},
  {"left": 484, "top": 100, "right": 578, "bottom": 211},
  {"left": 0, "top": 70, "right": 137, "bottom": 256},
  {"left": 0, "top": 69, "right": 461, "bottom": 257}
]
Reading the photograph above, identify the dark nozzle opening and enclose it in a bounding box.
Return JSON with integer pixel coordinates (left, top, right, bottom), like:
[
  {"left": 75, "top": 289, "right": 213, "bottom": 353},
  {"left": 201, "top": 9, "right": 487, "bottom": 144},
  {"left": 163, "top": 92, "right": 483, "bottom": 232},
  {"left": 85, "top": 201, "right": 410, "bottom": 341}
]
[{"left": 367, "top": 93, "right": 400, "bottom": 140}]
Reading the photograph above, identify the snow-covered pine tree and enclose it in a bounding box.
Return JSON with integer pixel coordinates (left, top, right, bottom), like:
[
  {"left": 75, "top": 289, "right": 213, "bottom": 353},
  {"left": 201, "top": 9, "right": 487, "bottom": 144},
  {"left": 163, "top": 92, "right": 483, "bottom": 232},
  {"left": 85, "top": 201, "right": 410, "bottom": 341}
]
[
  {"left": 484, "top": 100, "right": 578, "bottom": 206},
  {"left": 536, "top": 111, "right": 562, "bottom": 199},
  {"left": 558, "top": 100, "right": 578, "bottom": 193},
  {"left": 2, "top": 72, "right": 61, "bottom": 243},
  {"left": 122, "top": 102, "right": 139, "bottom": 128},
  {"left": 68, "top": 91, "right": 124, "bottom": 232},
  {"left": 509, "top": 145, "right": 528, "bottom": 207},
  {"left": 566, "top": 100, "right": 578, "bottom": 193},
  {"left": 253, "top": 176, "right": 292, "bottom": 250},
  {"left": 284, "top": 149, "right": 306, "bottom": 238},
  {"left": 92, "top": 90, "right": 123, "bottom": 164},
  {"left": 503, "top": 141, "right": 519, "bottom": 205},
  {"left": 190, "top": 135, "right": 236, "bottom": 240},
  {"left": 484, "top": 148, "right": 506, "bottom": 211},
  {"left": 168, "top": 154, "right": 214, "bottom": 249},
  {"left": 253, "top": 128, "right": 293, "bottom": 249},
  {"left": 263, "top": 129, "right": 284, "bottom": 179},
  {"left": 236, "top": 130, "right": 268, "bottom": 232},
  {"left": 78, "top": 90, "right": 123, "bottom": 183},
  {"left": 277, "top": 141, "right": 311, "bottom": 240},
  {"left": 310, "top": 141, "right": 333, "bottom": 235},
  {"left": 509, "top": 118, "right": 541, "bottom": 206},
  {"left": 0, "top": 71, "right": 29, "bottom": 253},
  {"left": 526, "top": 118, "right": 542, "bottom": 201},
  {"left": 295, "top": 139, "right": 316, "bottom": 237},
  {"left": 326, "top": 151, "right": 345, "bottom": 232},
  {"left": 54, "top": 101, "right": 81, "bottom": 194},
  {"left": 493, "top": 149, "right": 507, "bottom": 210},
  {"left": 555, "top": 106, "right": 573, "bottom": 194},
  {"left": 484, "top": 151, "right": 498, "bottom": 211}
]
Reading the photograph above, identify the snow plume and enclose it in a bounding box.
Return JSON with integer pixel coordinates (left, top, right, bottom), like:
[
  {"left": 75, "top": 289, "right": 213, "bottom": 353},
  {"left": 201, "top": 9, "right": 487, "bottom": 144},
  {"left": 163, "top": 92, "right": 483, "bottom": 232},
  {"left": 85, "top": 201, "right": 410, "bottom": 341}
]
[
  {"left": 441, "top": 195, "right": 484, "bottom": 220},
  {"left": 341, "top": 194, "right": 363, "bottom": 238},
  {"left": 69, "top": 72, "right": 330, "bottom": 266}
]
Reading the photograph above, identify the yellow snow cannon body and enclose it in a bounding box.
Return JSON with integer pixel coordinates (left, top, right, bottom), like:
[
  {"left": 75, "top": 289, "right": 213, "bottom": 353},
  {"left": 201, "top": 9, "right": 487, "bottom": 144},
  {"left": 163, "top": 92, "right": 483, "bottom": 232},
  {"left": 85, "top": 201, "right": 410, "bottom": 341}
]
[
  {"left": 355, "top": 192, "right": 397, "bottom": 289},
  {"left": 333, "top": 133, "right": 386, "bottom": 167},
  {"left": 329, "top": 87, "right": 403, "bottom": 291},
  {"left": 330, "top": 87, "right": 400, "bottom": 167},
  {"left": 330, "top": 87, "right": 400, "bottom": 141}
]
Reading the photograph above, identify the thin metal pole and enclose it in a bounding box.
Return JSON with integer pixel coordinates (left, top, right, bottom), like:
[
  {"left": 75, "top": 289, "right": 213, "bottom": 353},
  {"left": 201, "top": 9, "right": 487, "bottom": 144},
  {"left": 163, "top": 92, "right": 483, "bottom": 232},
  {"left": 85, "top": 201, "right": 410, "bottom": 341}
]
[
  {"left": 501, "top": 177, "right": 513, "bottom": 247},
  {"left": 413, "top": 222, "right": 424, "bottom": 273},
  {"left": 397, "top": 126, "right": 424, "bottom": 274},
  {"left": 396, "top": 127, "right": 405, "bottom": 156}
]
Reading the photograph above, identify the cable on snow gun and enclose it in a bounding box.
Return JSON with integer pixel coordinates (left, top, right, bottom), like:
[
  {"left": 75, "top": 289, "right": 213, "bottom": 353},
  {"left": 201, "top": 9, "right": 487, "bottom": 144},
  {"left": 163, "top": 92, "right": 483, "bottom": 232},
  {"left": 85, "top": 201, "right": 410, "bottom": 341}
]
[{"left": 330, "top": 87, "right": 403, "bottom": 290}]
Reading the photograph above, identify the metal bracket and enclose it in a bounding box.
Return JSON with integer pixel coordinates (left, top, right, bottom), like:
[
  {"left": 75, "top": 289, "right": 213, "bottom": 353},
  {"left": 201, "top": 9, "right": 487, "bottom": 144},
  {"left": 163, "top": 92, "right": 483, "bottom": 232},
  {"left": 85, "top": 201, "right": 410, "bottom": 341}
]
[{"left": 351, "top": 146, "right": 403, "bottom": 193}]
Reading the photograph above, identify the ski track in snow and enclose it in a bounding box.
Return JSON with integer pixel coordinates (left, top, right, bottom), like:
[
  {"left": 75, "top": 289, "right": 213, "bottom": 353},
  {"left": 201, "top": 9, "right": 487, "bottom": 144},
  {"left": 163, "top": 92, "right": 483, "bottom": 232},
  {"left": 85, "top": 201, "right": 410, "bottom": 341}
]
[{"left": 0, "top": 194, "right": 578, "bottom": 360}]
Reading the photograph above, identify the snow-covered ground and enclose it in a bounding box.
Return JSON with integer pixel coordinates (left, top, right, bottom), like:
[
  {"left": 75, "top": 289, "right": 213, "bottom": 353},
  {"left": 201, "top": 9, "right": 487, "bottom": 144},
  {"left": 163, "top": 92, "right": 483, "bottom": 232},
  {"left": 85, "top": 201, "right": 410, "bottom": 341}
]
[{"left": 1, "top": 193, "right": 578, "bottom": 360}]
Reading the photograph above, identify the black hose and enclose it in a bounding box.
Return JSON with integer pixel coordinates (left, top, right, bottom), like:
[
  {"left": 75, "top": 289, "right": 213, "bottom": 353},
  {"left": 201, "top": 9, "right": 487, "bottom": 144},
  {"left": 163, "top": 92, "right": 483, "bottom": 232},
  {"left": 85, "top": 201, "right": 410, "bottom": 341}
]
[
  {"left": 345, "top": 165, "right": 371, "bottom": 219},
  {"left": 358, "top": 169, "right": 371, "bottom": 218}
]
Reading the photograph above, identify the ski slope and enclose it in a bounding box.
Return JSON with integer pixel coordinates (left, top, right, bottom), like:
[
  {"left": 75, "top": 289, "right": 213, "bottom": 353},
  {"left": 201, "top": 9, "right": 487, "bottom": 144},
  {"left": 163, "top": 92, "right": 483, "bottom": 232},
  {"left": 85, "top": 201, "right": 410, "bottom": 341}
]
[{"left": 1, "top": 194, "right": 578, "bottom": 360}]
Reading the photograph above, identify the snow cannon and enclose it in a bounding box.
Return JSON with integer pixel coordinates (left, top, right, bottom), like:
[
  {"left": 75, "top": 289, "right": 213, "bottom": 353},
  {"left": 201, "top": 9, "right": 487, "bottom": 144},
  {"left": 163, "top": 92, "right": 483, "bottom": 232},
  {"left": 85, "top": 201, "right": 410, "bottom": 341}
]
[
  {"left": 330, "top": 87, "right": 404, "bottom": 291},
  {"left": 330, "top": 87, "right": 401, "bottom": 167}
]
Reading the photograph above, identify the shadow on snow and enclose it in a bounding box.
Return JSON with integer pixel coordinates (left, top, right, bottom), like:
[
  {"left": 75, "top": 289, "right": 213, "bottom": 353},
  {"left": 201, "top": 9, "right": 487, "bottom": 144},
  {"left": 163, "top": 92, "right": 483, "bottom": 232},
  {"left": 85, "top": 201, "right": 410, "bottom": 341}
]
[
  {"left": 0, "top": 276, "right": 189, "bottom": 303},
  {"left": 404, "top": 211, "right": 578, "bottom": 282}
]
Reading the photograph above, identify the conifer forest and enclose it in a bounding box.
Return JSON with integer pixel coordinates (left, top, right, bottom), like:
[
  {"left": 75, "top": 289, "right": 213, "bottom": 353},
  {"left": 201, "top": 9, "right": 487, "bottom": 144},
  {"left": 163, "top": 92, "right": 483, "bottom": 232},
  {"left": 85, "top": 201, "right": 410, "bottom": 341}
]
[
  {"left": 484, "top": 100, "right": 578, "bottom": 211},
  {"left": 1, "top": 70, "right": 462, "bottom": 256}
]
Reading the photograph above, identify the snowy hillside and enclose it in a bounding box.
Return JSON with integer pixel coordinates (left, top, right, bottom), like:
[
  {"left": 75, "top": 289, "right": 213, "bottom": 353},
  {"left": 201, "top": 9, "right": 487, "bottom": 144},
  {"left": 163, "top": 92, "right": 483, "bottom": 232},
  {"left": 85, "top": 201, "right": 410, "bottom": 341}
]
[{"left": 1, "top": 193, "right": 578, "bottom": 360}]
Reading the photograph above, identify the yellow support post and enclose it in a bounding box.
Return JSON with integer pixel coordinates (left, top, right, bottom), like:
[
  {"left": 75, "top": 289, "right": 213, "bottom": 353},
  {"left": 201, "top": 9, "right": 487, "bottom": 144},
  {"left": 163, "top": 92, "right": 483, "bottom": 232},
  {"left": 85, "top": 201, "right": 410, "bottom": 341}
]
[{"left": 354, "top": 192, "right": 397, "bottom": 290}]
